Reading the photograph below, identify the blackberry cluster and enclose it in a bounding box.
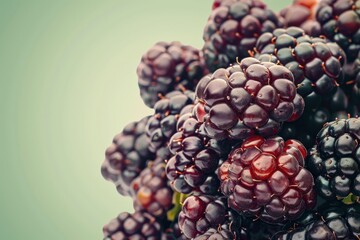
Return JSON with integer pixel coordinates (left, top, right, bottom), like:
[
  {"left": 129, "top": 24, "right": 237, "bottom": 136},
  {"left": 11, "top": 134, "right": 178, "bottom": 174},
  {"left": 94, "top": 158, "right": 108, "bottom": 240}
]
[
  {"left": 101, "top": 116, "right": 154, "bottom": 196},
  {"left": 219, "top": 136, "right": 316, "bottom": 223},
  {"left": 203, "top": 0, "right": 283, "bottom": 72},
  {"left": 308, "top": 118, "right": 360, "bottom": 201},
  {"left": 137, "top": 41, "right": 207, "bottom": 108},
  {"left": 273, "top": 203, "right": 360, "bottom": 239},
  {"left": 103, "top": 211, "right": 162, "bottom": 240},
  {"left": 255, "top": 27, "right": 346, "bottom": 98},
  {"left": 195, "top": 57, "right": 304, "bottom": 140},
  {"left": 146, "top": 90, "right": 195, "bottom": 160},
  {"left": 166, "top": 115, "right": 228, "bottom": 194}
]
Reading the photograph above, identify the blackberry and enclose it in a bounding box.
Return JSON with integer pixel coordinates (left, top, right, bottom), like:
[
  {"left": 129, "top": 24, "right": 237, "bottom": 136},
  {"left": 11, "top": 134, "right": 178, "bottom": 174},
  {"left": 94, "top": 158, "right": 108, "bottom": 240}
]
[
  {"left": 137, "top": 41, "right": 207, "bottom": 108},
  {"left": 194, "top": 57, "right": 304, "bottom": 140},
  {"left": 203, "top": 0, "right": 283, "bottom": 72},
  {"left": 219, "top": 136, "right": 316, "bottom": 223},
  {"left": 255, "top": 27, "right": 346, "bottom": 98},
  {"left": 162, "top": 221, "right": 188, "bottom": 240},
  {"left": 103, "top": 211, "right": 162, "bottom": 240},
  {"left": 130, "top": 159, "right": 173, "bottom": 218},
  {"left": 316, "top": 0, "right": 360, "bottom": 63},
  {"left": 273, "top": 203, "right": 360, "bottom": 239},
  {"left": 307, "top": 117, "right": 360, "bottom": 201},
  {"left": 101, "top": 116, "right": 154, "bottom": 196},
  {"left": 166, "top": 115, "right": 228, "bottom": 194},
  {"left": 193, "top": 227, "right": 235, "bottom": 240},
  {"left": 146, "top": 90, "right": 195, "bottom": 160}
]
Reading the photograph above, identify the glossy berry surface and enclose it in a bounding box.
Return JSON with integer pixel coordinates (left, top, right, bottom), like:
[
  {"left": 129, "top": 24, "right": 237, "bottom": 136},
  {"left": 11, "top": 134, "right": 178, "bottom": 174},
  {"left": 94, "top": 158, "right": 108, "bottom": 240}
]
[
  {"left": 203, "top": 0, "right": 283, "bottom": 71},
  {"left": 219, "top": 136, "right": 316, "bottom": 223},
  {"left": 195, "top": 57, "right": 304, "bottom": 140},
  {"left": 137, "top": 41, "right": 206, "bottom": 108},
  {"left": 101, "top": 116, "right": 154, "bottom": 196},
  {"left": 103, "top": 211, "right": 162, "bottom": 240},
  {"left": 308, "top": 118, "right": 360, "bottom": 201},
  {"left": 146, "top": 90, "right": 195, "bottom": 160}
]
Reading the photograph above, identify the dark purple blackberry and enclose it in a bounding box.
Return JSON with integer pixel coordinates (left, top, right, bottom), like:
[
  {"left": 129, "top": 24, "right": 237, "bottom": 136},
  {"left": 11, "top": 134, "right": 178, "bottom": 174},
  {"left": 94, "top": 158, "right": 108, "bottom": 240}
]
[
  {"left": 203, "top": 0, "right": 283, "bottom": 72},
  {"left": 137, "top": 41, "right": 207, "bottom": 108},
  {"left": 255, "top": 27, "right": 346, "bottom": 98},
  {"left": 307, "top": 117, "right": 360, "bottom": 202},
  {"left": 146, "top": 90, "right": 195, "bottom": 160},
  {"left": 166, "top": 115, "right": 229, "bottom": 194},
  {"left": 219, "top": 136, "right": 316, "bottom": 223},
  {"left": 161, "top": 221, "right": 188, "bottom": 240},
  {"left": 101, "top": 116, "right": 154, "bottom": 196},
  {"left": 194, "top": 57, "right": 304, "bottom": 140},
  {"left": 103, "top": 211, "right": 162, "bottom": 240},
  {"left": 316, "top": 0, "right": 360, "bottom": 63},
  {"left": 273, "top": 203, "right": 360, "bottom": 239},
  {"left": 130, "top": 159, "right": 173, "bottom": 218},
  {"left": 193, "top": 227, "right": 236, "bottom": 240}
]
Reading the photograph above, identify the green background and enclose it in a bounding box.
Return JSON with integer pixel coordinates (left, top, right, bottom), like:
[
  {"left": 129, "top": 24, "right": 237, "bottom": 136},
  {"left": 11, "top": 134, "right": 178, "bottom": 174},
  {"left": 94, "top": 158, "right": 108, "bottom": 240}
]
[{"left": 0, "top": 1, "right": 290, "bottom": 239}]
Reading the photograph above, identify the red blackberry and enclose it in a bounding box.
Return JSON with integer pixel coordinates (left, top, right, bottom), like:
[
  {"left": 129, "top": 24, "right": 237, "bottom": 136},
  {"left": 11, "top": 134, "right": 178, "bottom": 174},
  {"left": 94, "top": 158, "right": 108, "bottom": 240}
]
[
  {"left": 218, "top": 136, "right": 316, "bottom": 223},
  {"left": 255, "top": 27, "right": 346, "bottom": 98},
  {"left": 316, "top": 0, "right": 360, "bottom": 63},
  {"left": 101, "top": 116, "right": 154, "bottom": 196},
  {"left": 194, "top": 57, "right": 304, "bottom": 140},
  {"left": 103, "top": 211, "right": 162, "bottom": 240},
  {"left": 137, "top": 41, "right": 207, "bottom": 108},
  {"left": 203, "top": 0, "right": 283, "bottom": 72},
  {"left": 130, "top": 159, "right": 173, "bottom": 218},
  {"left": 307, "top": 117, "right": 360, "bottom": 201},
  {"left": 273, "top": 203, "right": 360, "bottom": 239},
  {"left": 146, "top": 90, "right": 195, "bottom": 160}
]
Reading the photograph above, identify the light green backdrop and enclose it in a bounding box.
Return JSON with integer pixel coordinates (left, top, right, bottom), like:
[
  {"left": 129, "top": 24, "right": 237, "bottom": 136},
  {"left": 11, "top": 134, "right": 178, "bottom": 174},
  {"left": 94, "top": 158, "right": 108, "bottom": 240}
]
[{"left": 0, "top": 1, "right": 290, "bottom": 239}]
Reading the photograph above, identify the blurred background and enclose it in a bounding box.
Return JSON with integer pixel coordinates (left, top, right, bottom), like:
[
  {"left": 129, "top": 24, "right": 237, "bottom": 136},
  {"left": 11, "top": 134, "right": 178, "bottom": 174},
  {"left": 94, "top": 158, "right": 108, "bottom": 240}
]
[{"left": 0, "top": 1, "right": 290, "bottom": 239}]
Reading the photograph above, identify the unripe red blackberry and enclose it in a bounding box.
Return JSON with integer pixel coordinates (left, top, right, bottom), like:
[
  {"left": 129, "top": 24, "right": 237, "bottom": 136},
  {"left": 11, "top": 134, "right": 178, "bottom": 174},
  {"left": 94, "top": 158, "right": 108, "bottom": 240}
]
[
  {"left": 137, "top": 41, "right": 207, "bottom": 108},
  {"left": 194, "top": 57, "right": 304, "bottom": 140},
  {"left": 101, "top": 116, "right": 154, "bottom": 196},
  {"left": 219, "top": 136, "right": 316, "bottom": 223},
  {"left": 203, "top": 0, "right": 283, "bottom": 72},
  {"left": 308, "top": 118, "right": 360, "bottom": 202}
]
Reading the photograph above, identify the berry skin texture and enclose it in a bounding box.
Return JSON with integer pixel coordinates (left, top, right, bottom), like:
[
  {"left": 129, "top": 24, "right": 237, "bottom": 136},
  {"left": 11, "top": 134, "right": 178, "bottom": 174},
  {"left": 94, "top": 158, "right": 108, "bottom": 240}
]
[
  {"left": 194, "top": 57, "right": 304, "bottom": 140},
  {"left": 103, "top": 211, "right": 162, "bottom": 240},
  {"left": 101, "top": 116, "right": 154, "bottom": 196},
  {"left": 146, "top": 90, "right": 195, "bottom": 160},
  {"left": 219, "top": 136, "right": 316, "bottom": 223},
  {"left": 308, "top": 118, "right": 360, "bottom": 201},
  {"left": 137, "top": 41, "right": 207, "bottom": 108},
  {"left": 203, "top": 0, "right": 283, "bottom": 72}
]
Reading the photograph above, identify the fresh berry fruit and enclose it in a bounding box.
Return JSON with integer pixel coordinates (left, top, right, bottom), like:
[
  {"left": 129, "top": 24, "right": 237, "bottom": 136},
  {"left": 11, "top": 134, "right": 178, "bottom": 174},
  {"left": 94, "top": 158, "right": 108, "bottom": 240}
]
[
  {"left": 161, "top": 221, "right": 188, "bottom": 240},
  {"left": 219, "top": 136, "right": 316, "bottom": 223},
  {"left": 103, "top": 211, "right": 162, "bottom": 240},
  {"left": 101, "top": 116, "right": 154, "bottom": 196},
  {"left": 146, "top": 90, "right": 195, "bottom": 160},
  {"left": 131, "top": 159, "right": 173, "bottom": 218},
  {"left": 203, "top": 0, "right": 283, "bottom": 72},
  {"left": 166, "top": 115, "right": 228, "bottom": 194},
  {"left": 193, "top": 227, "right": 235, "bottom": 240},
  {"left": 307, "top": 118, "right": 360, "bottom": 201},
  {"left": 316, "top": 0, "right": 360, "bottom": 63},
  {"left": 273, "top": 203, "right": 360, "bottom": 239},
  {"left": 137, "top": 41, "right": 207, "bottom": 108},
  {"left": 255, "top": 27, "right": 346, "bottom": 98},
  {"left": 194, "top": 57, "right": 304, "bottom": 140}
]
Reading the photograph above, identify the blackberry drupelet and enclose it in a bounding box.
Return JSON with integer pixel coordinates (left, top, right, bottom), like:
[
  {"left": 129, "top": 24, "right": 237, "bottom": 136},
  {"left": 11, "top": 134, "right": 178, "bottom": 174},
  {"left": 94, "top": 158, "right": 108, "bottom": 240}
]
[
  {"left": 308, "top": 117, "right": 360, "bottom": 201},
  {"left": 255, "top": 27, "right": 346, "bottom": 98},
  {"left": 137, "top": 41, "right": 207, "bottom": 108},
  {"left": 103, "top": 211, "right": 162, "bottom": 240},
  {"left": 146, "top": 90, "right": 195, "bottom": 160},
  {"left": 166, "top": 115, "right": 228, "bottom": 194},
  {"left": 194, "top": 57, "right": 304, "bottom": 140},
  {"left": 316, "top": 0, "right": 360, "bottom": 63},
  {"left": 273, "top": 203, "right": 360, "bottom": 239},
  {"left": 130, "top": 159, "right": 173, "bottom": 218},
  {"left": 219, "top": 136, "right": 316, "bottom": 223},
  {"left": 203, "top": 0, "right": 283, "bottom": 72},
  {"left": 161, "top": 220, "right": 188, "bottom": 240},
  {"left": 101, "top": 116, "right": 154, "bottom": 196}
]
